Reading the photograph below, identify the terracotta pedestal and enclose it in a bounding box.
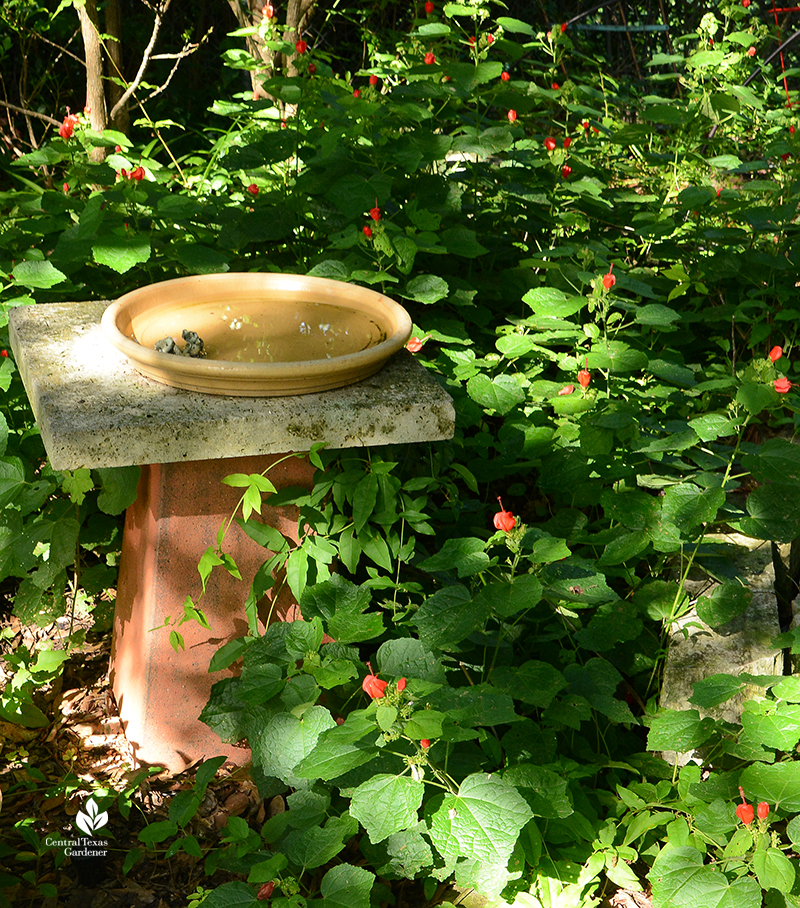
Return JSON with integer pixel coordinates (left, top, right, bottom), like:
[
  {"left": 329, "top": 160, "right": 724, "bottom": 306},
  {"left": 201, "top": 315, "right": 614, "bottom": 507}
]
[
  {"left": 9, "top": 300, "right": 455, "bottom": 773},
  {"left": 110, "top": 453, "right": 314, "bottom": 771}
]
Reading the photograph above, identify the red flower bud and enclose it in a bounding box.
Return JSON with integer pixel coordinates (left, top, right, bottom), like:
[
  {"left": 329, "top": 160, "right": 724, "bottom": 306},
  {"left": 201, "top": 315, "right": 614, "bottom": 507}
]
[
  {"left": 353, "top": 89, "right": 361, "bottom": 98},
  {"left": 308, "top": 63, "right": 317, "bottom": 75},
  {"left": 507, "top": 109, "right": 517, "bottom": 123},
  {"left": 420, "top": 739, "right": 431, "bottom": 749},
  {"left": 769, "top": 345, "right": 783, "bottom": 362},
  {"left": 424, "top": 1, "right": 434, "bottom": 14},
  {"left": 562, "top": 165, "right": 572, "bottom": 179},
  {"left": 369, "top": 204, "right": 381, "bottom": 221},
  {"left": 577, "top": 369, "right": 590, "bottom": 389},
  {"left": 558, "top": 384, "right": 575, "bottom": 396},
  {"left": 257, "top": 881, "right": 275, "bottom": 900},
  {"left": 501, "top": 71, "right": 510, "bottom": 81},
  {"left": 397, "top": 677, "right": 407, "bottom": 691},
  {"left": 757, "top": 802, "right": 770, "bottom": 819},
  {"left": 544, "top": 137, "right": 557, "bottom": 151},
  {"left": 295, "top": 39, "right": 307, "bottom": 54},
  {"left": 369, "top": 74, "right": 378, "bottom": 86},
  {"left": 247, "top": 184, "right": 259, "bottom": 195},
  {"left": 424, "top": 51, "right": 436, "bottom": 65},
  {"left": 747, "top": 46, "right": 756, "bottom": 57},
  {"left": 561, "top": 23, "right": 567, "bottom": 32},
  {"left": 602, "top": 264, "right": 616, "bottom": 290},
  {"left": 363, "top": 225, "right": 373, "bottom": 238}
]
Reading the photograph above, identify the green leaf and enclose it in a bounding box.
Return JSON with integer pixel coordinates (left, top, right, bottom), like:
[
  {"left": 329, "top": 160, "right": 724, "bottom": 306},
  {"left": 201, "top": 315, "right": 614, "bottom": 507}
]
[
  {"left": 95, "top": 466, "right": 140, "bottom": 515},
  {"left": 414, "top": 585, "right": 487, "bottom": 648},
  {"left": 740, "top": 702, "right": 800, "bottom": 752},
  {"left": 690, "top": 674, "right": 745, "bottom": 709},
  {"left": 490, "top": 661, "right": 567, "bottom": 709},
  {"left": 60, "top": 467, "right": 93, "bottom": 505},
  {"left": 752, "top": 848, "right": 796, "bottom": 893},
  {"left": 249, "top": 706, "right": 335, "bottom": 787},
  {"left": 502, "top": 764, "right": 573, "bottom": 818},
  {"left": 402, "top": 274, "right": 450, "bottom": 305},
  {"left": 377, "top": 638, "right": 445, "bottom": 683},
  {"left": 174, "top": 243, "right": 230, "bottom": 274},
  {"left": 695, "top": 582, "right": 751, "bottom": 627},
  {"left": 190, "top": 881, "right": 259, "bottom": 907},
  {"left": 660, "top": 484, "right": 724, "bottom": 534},
  {"left": 92, "top": 235, "right": 151, "bottom": 273},
  {"left": 429, "top": 773, "right": 533, "bottom": 899},
  {"left": 522, "top": 287, "right": 584, "bottom": 318},
  {"left": 284, "top": 815, "right": 358, "bottom": 869},
  {"left": 741, "top": 759, "right": 800, "bottom": 811},
  {"left": 735, "top": 484, "right": 800, "bottom": 542},
  {"left": 472, "top": 575, "right": 543, "bottom": 618},
  {"left": 349, "top": 775, "right": 424, "bottom": 843},
  {"left": 646, "top": 709, "right": 717, "bottom": 752},
  {"left": 467, "top": 374, "right": 526, "bottom": 415},
  {"left": 649, "top": 847, "right": 761, "bottom": 908},
  {"left": 11, "top": 260, "right": 67, "bottom": 289},
  {"left": 418, "top": 537, "right": 490, "bottom": 578},
  {"left": 736, "top": 381, "right": 776, "bottom": 416},
  {"left": 319, "top": 864, "right": 374, "bottom": 908}
]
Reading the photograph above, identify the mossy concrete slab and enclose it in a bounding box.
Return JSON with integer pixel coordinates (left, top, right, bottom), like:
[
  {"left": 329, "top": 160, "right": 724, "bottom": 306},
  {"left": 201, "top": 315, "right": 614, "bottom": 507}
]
[
  {"left": 660, "top": 532, "right": 783, "bottom": 764},
  {"left": 9, "top": 301, "right": 455, "bottom": 469}
]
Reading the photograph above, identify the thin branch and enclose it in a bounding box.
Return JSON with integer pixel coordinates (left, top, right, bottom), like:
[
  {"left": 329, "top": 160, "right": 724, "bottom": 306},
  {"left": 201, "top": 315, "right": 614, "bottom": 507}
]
[
  {"left": 0, "top": 100, "right": 61, "bottom": 127},
  {"left": 143, "top": 34, "right": 210, "bottom": 103},
  {"left": 108, "top": 0, "right": 173, "bottom": 121}
]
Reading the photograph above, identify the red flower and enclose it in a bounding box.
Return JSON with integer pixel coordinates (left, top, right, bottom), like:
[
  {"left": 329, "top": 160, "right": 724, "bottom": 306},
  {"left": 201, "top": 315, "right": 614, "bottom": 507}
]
[
  {"left": 552, "top": 82, "right": 559, "bottom": 90},
  {"left": 263, "top": 2, "right": 275, "bottom": 17},
  {"left": 562, "top": 165, "right": 572, "bottom": 179},
  {"left": 507, "top": 110, "right": 517, "bottom": 123},
  {"left": 63, "top": 183, "right": 69, "bottom": 194},
  {"left": 561, "top": 22, "right": 568, "bottom": 32},
  {"left": 769, "top": 345, "right": 783, "bottom": 362},
  {"left": 737, "top": 787, "right": 754, "bottom": 825},
  {"left": 420, "top": 739, "right": 431, "bottom": 749},
  {"left": 308, "top": 63, "right": 317, "bottom": 75},
  {"left": 468, "top": 37, "right": 476, "bottom": 46},
  {"left": 578, "top": 368, "right": 591, "bottom": 389},
  {"left": 247, "top": 183, "right": 259, "bottom": 195},
  {"left": 295, "top": 38, "right": 307, "bottom": 54},
  {"left": 369, "top": 74, "right": 378, "bottom": 86},
  {"left": 544, "top": 137, "right": 557, "bottom": 151},
  {"left": 501, "top": 71, "right": 510, "bottom": 81},
  {"left": 602, "top": 264, "right": 616, "bottom": 290},
  {"left": 774, "top": 377, "right": 792, "bottom": 393},
  {"left": 737, "top": 802, "right": 754, "bottom": 825},
  {"left": 114, "top": 144, "right": 122, "bottom": 152},
  {"left": 558, "top": 384, "right": 575, "bottom": 395},
  {"left": 747, "top": 46, "right": 756, "bottom": 57},
  {"left": 563, "top": 137, "right": 572, "bottom": 149},
  {"left": 424, "top": 51, "right": 436, "bottom": 65},
  {"left": 353, "top": 89, "right": 361, "bottom": 98},
  {"left": 363, "top": 225, "right": 373, "bottom": 238},
  {"left": 743, "top": 0, "right": 751, "bottom": 6},
  {"left": 397, "top": 677, "right": 407, "bottom": 691},
  {"left": 493, "top": 497, "right": 516, "bottom": 532},
  {"left": 369, "top": 203, "right": 381, "bottom": 221},
  {"left": 791, "top": 125, "right": 796, "bottom": 135},
  {"left": 0, "top": 350, "right": 9, "bottom": 358},
  {"left": 424, "top": 1, "right": 434, "bottom": 13},
  {"left": 582, "top": 120, "right": 590, "bottom": 129},
  {"left": 130, "top": 166, "right": 145, "bottom": 181},
  {"left": 58, "top": 114, "right": 79, "bottom": 140},
  {"left": 257, "top": 881, "right": 275, "bottom": 900},
  {"left": 362, "top": 663, "right": 387, "bottom": 699},
  {"left": 757, "top": 802, "right": 770, "bottom": 820},
  {"left": 406, "top": 336, "right": 426, "bottom": 353},
  {"left": 487, "top": 34, "right": 494, "bottom": 44}
]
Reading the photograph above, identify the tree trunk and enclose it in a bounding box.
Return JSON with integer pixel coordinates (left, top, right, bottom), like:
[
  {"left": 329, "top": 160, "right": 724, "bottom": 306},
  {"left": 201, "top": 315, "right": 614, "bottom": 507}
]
[
  {"left": 75, "top": 0, "right": 107, "bottom": 160},
  {"left": 104, "top": 0, "right": 129, "bottom": 134},
  {"left": 225, "top": 0, "right": 316, "bottom": 96}
]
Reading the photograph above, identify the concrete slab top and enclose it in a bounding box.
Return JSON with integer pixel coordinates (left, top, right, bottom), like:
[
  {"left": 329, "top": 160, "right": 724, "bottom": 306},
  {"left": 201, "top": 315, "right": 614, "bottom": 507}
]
[{"left": 9, "top": 300, "right": 455, "bottom": 470}]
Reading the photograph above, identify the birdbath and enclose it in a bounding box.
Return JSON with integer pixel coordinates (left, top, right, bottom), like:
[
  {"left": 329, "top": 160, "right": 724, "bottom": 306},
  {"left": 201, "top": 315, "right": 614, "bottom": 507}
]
[{"left": 9, "top": 276, "right": 454, "bottom": 772}]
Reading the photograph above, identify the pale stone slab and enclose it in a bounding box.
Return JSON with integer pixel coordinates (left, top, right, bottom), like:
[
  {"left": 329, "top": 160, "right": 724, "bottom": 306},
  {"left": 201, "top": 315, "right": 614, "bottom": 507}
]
[
  {"left": 660, "top": 532, "right": 783, "bottom": 764},
  {"left": 9, "top": 301, "right": 455, "bottom": 470}
]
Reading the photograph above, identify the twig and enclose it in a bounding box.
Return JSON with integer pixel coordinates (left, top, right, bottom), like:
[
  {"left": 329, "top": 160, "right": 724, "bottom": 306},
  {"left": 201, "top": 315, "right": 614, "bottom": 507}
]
[
  {"left": 108, "top": 0, "right": 173, "bottom": 121},
  {"left": 143, "top": 35, "right": 210, "bottom": 103},
  {"left": 0, "top": 100, "right": 60, "bottom": 127}
]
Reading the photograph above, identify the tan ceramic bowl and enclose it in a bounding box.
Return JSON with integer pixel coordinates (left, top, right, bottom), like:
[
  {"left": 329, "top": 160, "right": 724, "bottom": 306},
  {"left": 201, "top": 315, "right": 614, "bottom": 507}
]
[{"left": 101, "top": 273, "right": 413, "bottom": 396}]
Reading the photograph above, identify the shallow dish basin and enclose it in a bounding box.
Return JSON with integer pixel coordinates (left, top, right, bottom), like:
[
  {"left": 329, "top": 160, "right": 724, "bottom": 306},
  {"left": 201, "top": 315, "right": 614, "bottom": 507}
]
[{"left": 101, "top": 273, "right": 413, "bottom": 396}]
